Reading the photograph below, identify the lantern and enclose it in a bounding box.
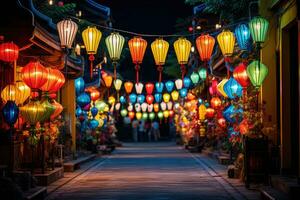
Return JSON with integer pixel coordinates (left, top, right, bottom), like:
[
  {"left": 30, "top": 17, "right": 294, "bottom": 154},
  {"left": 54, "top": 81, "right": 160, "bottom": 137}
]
[
  {"left": 103, "top": 75, "right": 113, "bottom": 88},
  {"left": 174, "top": 38, "right": 191, "bottom": 79},
  {"left": 175, "top": 79, "right": 183, "bottom": 90},
  {"left": 57, "top": 19, "right": 78, "bottom": 49},
  {"left": 120, "top": 96, "right": 126, "bottom": 104},
  {"left": 90, "top": 89, "right": 100, "bottom": 102},
  {"left": 141, "top": 103, "right": 148, "bottom": 112},
  {"left": 0, "top": 42, "right": 19, "bottom": 62},
  {"left": 198, "top": 68, "right": 207, "bottom": 80},
  {"left": 217, "top": 30, "right": 235, "bottom": 56},
  {"left": 135, "top": 103, "right": 141, "bottom": 112},
  {"left": 217, "top": 118, "right": 226, "bottom": 128},
  {"left": 165, "top": 81, "right": 174, "bottom": 92},
  {"left": 136, "top": 112, "right": 142, "bottom": 120},
  {"left": 128, "top": 37, "right": 147, "bottom": 83},
  {"left": 157, "top": 111, "right": 163, "bottom": 120},
  {"left": 233, "top": 62, "right": 249, "bottom": 88},
  {"left": 105, "top": 32, "right": 125, "bottom": 79},
  {"left": 155, "top": 82, "right": 164, "bottom": 93},
  {"left": 179, "top": 88, "right": 187, "bottom": 98},
  {"left": 154, "top": 93, "right": 162, "bottom": 103},
  {"left": 171, "top": 90, "right": 179, "bottom": 101},
  {"left": 234, "top": 24, "right": 251, "bottom": 50},
  {"left": 163, "top": 93, "right": 171, "bottom": 103},
  {"left": 89, "top": 119, "right": 99, "bottom": 130},
  {"left": 40, "top": 99, "right": 56, "bottom": 122},
  {"left": 145, "top": 83, "right": 154, "bottom": 94},
  {"left": 114, "top": 79, "right": 122, "bottom": 91},
  {"left": 40, "top": 68, "right": 60, "bottom": 92},
  {"left": 190, "top": 72, "right": 200, "bottom": 84},
  {"left": 135, "top": 83, "right": 143, "bottom": 94},
  {"left": 249, "top": 16, "right": 269, "bottom": 44},
  {"left": 2, "top": 101, "right": 19, "bottom": 126},
  {"left": 16, "top": 81, "right": 31, "bottom": 105},
  {"left": 137, "top": 95, "right": 145, "bottom": 104},
  {"left": 209, "top": 79, "right": 218, "bottom": 96},
  {"left": 20, "top": 101, "right": 46, "bottom": 125},
  {"left": 154, "top": 103, "right": 160, "bottom": 112},
  {"left": 128, "top": 111, "right": 135, "bottom": 120},
  {"left": 217, "top": 79, "right": 228, "bottom": 98},
  {"left": 75, "top": 77, "right": 85, "bottom": 96},
  {"left": 21, "top": 61, "right": 48, "bottom": 90},
  {"left": 151, "top": 38, "right": 169, "bottom": 82},
  {"left": 247, "top": 60, "right": 268, "bottom": 88},
  {"left": 183, "top": 77, "right": 191, "bottom": 88},
  {"left": 147, "top": 104, "right": 153, "bottom": 112},
  {"left": 167, "top": 102, "right": 173, "bottom": 110},
  {"left": 124, "top": 81, "right": 134, "bottom": 94},
  {"left": 95, "top": 100, "right": 107, "bottom": 112},
  {"left": 206, "top": 108, "right": 215, "bottom": 118},
  {"left": 49, "top": 69, "right": 65, "bottom": 93},
  {"left": 223, "top": 77, "right": 243, "bottom": 99},
  {"left": 198, "top": 104, "right": 206, "bottom": 121},
  {"left": 142, "top": 112, "right": 148, "bottom": 120},
  {"left": 77, "top": 93, "right": 91, "bottom": 108},
  {"left": 82, "top": 26, "right": 102, "bottom": 78},
  {"left": 1, "top": 84, "right": 21, "bottom": 104},
  {"left": 169, "top": 110, "right": 174, "bottom": 118},
  {"left": 115, "top": 103, "right": 121, "bottom": 111},
  {"left": 163, "top": 110, "right": 169, "bottom": 118},
  {"left": 146, "top": 95, "right": 154, "bottom": 104},
  {"left": 127, "top": 104, "right": 133, "bottom": 112},
  {"left": 149, "top": 112, "right": 155, "bottom": 120},
  {"left": 210, "top": 97, "right": 222, "bottom": 110},
  {"left": 196, "top": 34, "right": 215, "bottom": 62},
  {"left": 49, "top": 100, "right": 63, "bottom": 120},
  {"left": 187, "top": 92, "right": 196, "bottom": 100},
  {"left": 223, "top": 105, "right": 243, "bottom": 123},
  {"left": 120, "top": 109, "right": 128, "bottom": 117},
  {"left": 129, "top": 94, "right": 137, "bottom": 104}
]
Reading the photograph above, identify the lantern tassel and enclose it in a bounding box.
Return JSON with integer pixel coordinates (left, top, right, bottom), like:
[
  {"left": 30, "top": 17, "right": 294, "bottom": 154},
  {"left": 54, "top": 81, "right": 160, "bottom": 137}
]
[
  {"left": 114, "top": 63, "right": 117, "bottom": 80},
  {"left": 180, "top": 64, "right": 186, "bottom": 80},
  {"left": 89, "top": 55, "right": 95, "bottom": 79},
  {"left": 135, "top": 64, "right": 140, "bottom": 84},
  {"left": 157, "top": 65, "right": 163, "bottom": 83}
]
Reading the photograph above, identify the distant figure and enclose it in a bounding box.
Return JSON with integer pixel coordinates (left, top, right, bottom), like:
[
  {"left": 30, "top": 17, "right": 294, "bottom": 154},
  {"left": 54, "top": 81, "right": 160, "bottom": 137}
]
[
  {"left": 131, "top": 119, "right": 139, "bottom": 142},
  {"left": 151, "top": 121, "right": 160, "bottom": 141},
  {"left": 144, "top": 120, "right": 151, "bottom": 142},
  {"left": 138, "top": 120, "right": 145, "bottom": 142}
]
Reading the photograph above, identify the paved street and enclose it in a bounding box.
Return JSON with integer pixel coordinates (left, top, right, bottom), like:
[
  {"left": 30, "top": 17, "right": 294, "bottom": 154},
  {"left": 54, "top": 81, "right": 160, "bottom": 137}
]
[{"left": 47, "top": 142, "right": 249, "bottom": 200}]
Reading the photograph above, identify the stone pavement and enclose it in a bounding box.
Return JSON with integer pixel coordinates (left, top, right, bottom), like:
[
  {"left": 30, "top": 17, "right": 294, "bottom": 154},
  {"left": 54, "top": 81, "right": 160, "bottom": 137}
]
[{"left": 47, "top": 142, "right": 259, "bottom": 200}]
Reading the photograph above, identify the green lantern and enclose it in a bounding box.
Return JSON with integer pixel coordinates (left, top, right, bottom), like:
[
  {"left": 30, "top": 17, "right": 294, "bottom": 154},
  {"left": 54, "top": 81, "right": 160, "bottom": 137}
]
[
  {"left": 198, "top": 68, "right": 207, "bottom": 80},
  {"left": 190, "top": 72, "right": 200, "bottom": 84},
  {"left": 246, "top": 60, "right": 268, "bottom": 88},
  {"left": 142, "top": 112, "right": 148, "bottom": 120},
  {"left": 249, "top": 16, "right": 269, "bottom": 43},
  {"left": 40, "top": 99, "right": 55, "bottom": 122},
  {"left": 149, "top": 112, "right": 155, "bottom": 120},
  {"left": 120, "top": 109, "right": 128, "bottom": 117},
  {"left": 157, "top": 111, "right": 163, "bottom": 119}
]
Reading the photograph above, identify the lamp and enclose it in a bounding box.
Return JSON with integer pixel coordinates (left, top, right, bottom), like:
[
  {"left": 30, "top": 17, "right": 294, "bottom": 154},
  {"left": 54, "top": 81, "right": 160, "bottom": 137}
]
[
  {"left": 57, "top": 19, "right": 78, "bottom": 49},
  {"left": 234, "top": 24, "right": 251, "bottom": 50},
  {"left": 196, "top": 34, "right": 215, "bottom": 62},
  {"left": 174, "top": 37, "right": 191, "bottom": 80},
  {"left": 249, "top": 16, "right": 269, "bottom": 44},
  {"left": 247, "top": 60, "right": 268, "bottom": 88},
  {"left": 151, "top": 38, "right": 169, "bottom": 82}
]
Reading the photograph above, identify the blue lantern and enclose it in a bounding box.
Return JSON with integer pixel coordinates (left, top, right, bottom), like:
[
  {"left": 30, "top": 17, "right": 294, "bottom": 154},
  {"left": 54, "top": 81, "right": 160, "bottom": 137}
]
[
  {"left": 204, "top": 102, "right": 210, "bottom": 108},
  {"left": 76, "top": 107, "right": 83, "bottom": 116},
  {"left": 223, "top": 77, "right": 243, "bottom": 99},
  {"left": 129, "top": 94, "right": 137, "bottom": 104},
  {"left": 179, "top": 88, "right": 187, "bottom": 98},
  {"left": 90, "top": 107, "right": 98, "bottom": 118},
  {"left": 165, "top": 81, "right": 174, "bottom": 92},
  {"left": 120, "top": 96, "right": 126, "bottom": 104},
  {"left": 183, "top": 77, "right": 191, "bottom": 88},
  {"left": 235, "top": 24, "right": 251, "bottom": 50},
  {"left": 223, "top": 105, "right": 243, "bottom": 123},
  {"left": 76, "top": 93, "right": 91, "bottom": 108},
  {"left": 89, "top": 119, "right": 99, "bottom": 130},
  {"left": 75, "top": 77, "right": 85, "bottom": 96},
  {"left": 137, "top": 95, "right": 145, "bottom": 104},
  {"left": 154, "top": 93, "right": 162, "bottom": 103},
  {"left": 198, "top": 98, "right": 203, "bottom": 104},
  {"left": 155, "top": 82, "right": 164, "bottom": 93},
  {"left": 2, "top": 101, "right": 19, "bottom": 126}
]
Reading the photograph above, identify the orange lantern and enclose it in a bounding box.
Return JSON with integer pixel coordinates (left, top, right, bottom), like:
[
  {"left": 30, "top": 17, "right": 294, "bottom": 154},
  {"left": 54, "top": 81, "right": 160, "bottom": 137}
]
[
  {"left": 217, "top": 117, "right": 226, "bottom": 128},
  {"left": 21, "top": 61, "right": 48, "bottom": 90},
  {"left": 41, "top": 68, "right": 59, "bottom": 92},
  {"left": 1, "top": 84, "right": 21, "bottom": 104},
  {"left": 128, "top": 111, "right": 135, "bottom": 120},
  {"left": 196, "top": 34, "right": 215, "bottom": 62},
  {"left": 49, "top": 69, "right": 65, "bottom": 93},
  {"left": 50, "top": 100, "right": 63, "bottom": 120},
  {"left": 187, "top": 92, "right": 196, "bottom": 100},
  {"left": 90, "top": 89, "right": 100, "bottom": 102},
  {"left": 0, "top": 42, "right": 19, "bottom": 62},
  {"left": 103, "top": 75, "right": 113, "bottom": 88},
  {"left": 206, "top": 108, "right": 215, "bottom": 118},
  {"left": 210, "top": 97, "right": 222, "bottom": 110},
  {"left": 153, "top": 103, "right": 160, "bottom": 112},
  {"left": 124, "top": 81, "right": 134, "bottom": 94},
  {"left": 233, "top": 62, "right": 249, "bottom": 88}
]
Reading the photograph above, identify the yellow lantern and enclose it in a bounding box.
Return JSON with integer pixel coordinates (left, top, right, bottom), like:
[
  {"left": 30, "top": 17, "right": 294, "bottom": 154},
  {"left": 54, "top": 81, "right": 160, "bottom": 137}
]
[
  {"left": 108, "top": 96, "right": 116, "bottom": 105},
  {"left": 1, "top": 84, "right": 21, "bottom": 104},
  {"left": 136, "top": 112, "right": 142, "bottom": 120},
  {"left": 20, "top": 101, "right": 46, "bottom": 125},
  {"left": 217, "top": 30, "right": 235, "bottom": 56},
  {"left": 174, "top": 37, "right": 191, "bottom": 79},
  {"left": 16, "top": 81, "right": 31, "bottom": 105},
  {"left": 151, "top": 38, "right": 169, "bottom": 82},
  {"left": 163, "top": 93, "right": 171, "bottom": 103},
  {"left": 171, "top": 90, "right": 179, "bottom": 101},
  {"left": 163, "top": 110, "right": 169, "bottom": 118},
  {"left": 198, "top": 104, "right": 206, "bottom": 121},
  {"left": 217, "top": 79, "right": 228, "bottom": 98}
]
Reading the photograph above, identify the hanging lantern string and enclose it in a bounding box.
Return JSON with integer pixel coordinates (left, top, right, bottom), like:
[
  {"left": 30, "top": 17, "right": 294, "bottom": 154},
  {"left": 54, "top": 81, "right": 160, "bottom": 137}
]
[
  {"left": 135, "top": 64, "right": 140, "bottom": 83},
  {"left": 113, "top": 63, "right": 117, "bottom": 80}
]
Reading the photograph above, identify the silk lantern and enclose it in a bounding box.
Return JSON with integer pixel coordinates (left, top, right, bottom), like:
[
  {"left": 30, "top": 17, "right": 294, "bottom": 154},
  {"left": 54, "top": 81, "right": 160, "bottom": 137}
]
[
  {"left": 196, "top": 34, "right": 215, "bottom": 62},
  {"left": 183, "top": 77, "right": 191, "bottom": 88},
  {"left": 20, "top": 101, "right": 46, "bottom": 125},
  {"left": 174, "top": 37, "right": 191, "bottom": 79},
  {"left": 40, "top": 68, "right": 60, "bottom": 92},
  {"left": 124, "top": 81, "right": 133, "bottom": 94},
  {"left": 120, "top": 109, "right": 128, "bottom": 117},
  {"left": 210, "top": 97, "right": 222, "bottom": 110},
  {"left": 146, "top": 95, "right": 154, "bottom": 104},
  {"left": 147, "top": 104, "right": 153, "bottom": 112},
  {"left": 1, "top": 84, "right": 21, "bottom": 104},
  {"left": 198, "top": 68, "right": 207, "bottom": 80},
  {"left": 234, "top": 24, "right": 251, "bottom": 50},
  {"left": 128, "top": 111, "right": 135, "bottom": 120},
  {"left": 247, "top": 60, "right": 268, "bottom": 88},
  {"left": 108, "top": 96, "right": 116, "bottom": 105},
  {"left": 21, "top": 61, "right": 48, "bottom": 90},
  {"left": 167, "top": 102, "right": 173, "bottom": 110},
  {"left": 145, "top": 83, "right": 154, "bottom": 94},
  {"left": 233, "top": 62, "right": 249, "bottom": 88},
  {"left": 57, "top": 19, "right": 78, "bottom": 49},
  {"left": 179, "top": 88, "right": 187, "bottom": 98},
  {"left": 217, "top": 30, "right": 235, "bottom": 56},
  {"left": 0, "top": 42, "right": 19, "bottom": 62},
  {"left": 77, "top": 93, "right": 91, "bottom": 108},
  {"left": 165, "top": 81, "right": 174, "bottom": 92},
  {"left": 103, "top": 75, "right": 113, "bottom": 88},
  {"left": 16, "top": 81, "right": 31, "bottom": 105},
  {"left": 198, "top": 104, "right": 206, "bottom": 121},
  {"left": 149, "top": 112, "right": 155, "bottom": 120},
  {"left": 89, "top": 119, "right": 99, "bottom": 130},
  {"left": 40, "top": 99, "right": 56, "bottom": 122},
  {"left": 82, "top": 26, "right": 102, "bottom": 78},
  {"left": 2, "top": 101, "right": 19, "bottom": 125},
  {"left": 175, "top": 79, "right": 183, "bottom": 90},
  {"left": 90, "top": 89, "right": 100, "bottom": 102},
  {"left": 171, "top": 90, "right": 179, "bottom": 101},
  {"left": 141, "top": 103, "right": 148, "bottom": 112},
  {"left": 163, "top": 93, "right": 171, "bottom": 103},
  {"left": 163, "top": 110, "right": 169, "bottom": 119},
  {"left": 190, "top": 72, "right": 200, "bottom": 84},
  {"left": 49, "top": 69, "right": 65, "bottom": 93},
  {"left": 137, "top": 95, "right": 145, "bottom": 104},
  {"left": 142, "top": 113, "right": 148, "bottom": 120},
  {"left": 129, "top": 94, "right": 137, "bottom": 104},
  {"left": 249, "top": 16, "right": 269, "bottom": 44},
  {"left": 128, "top": 36, "right": 147, "bottom": 83},
  {"left": 154, "top": 103, "right": 160, "bottom": 112},
  {"left": 114, "top": 79, "right": 122, "bottom": 91},
  {"left": 151, "top": 38, "right": 169, "bottom": 82},
  {"left": 120, "top": 96, "right": 126, "bottom": 104},
  {"left": 136, "top": 112, "right": 142, "bottom": 120},
  {"left": 75, "top": 77, "right": 85, "bottom": 96},
  {"left": 135, "top": 83, "right": 143, "bottom": 94},
  {"left": 155, "top": 82, "right": 164, "bottom": 93},
  {"left": 223, "top": 77, "right": 243, "bottom": 99},
  {"left": 157, "top": 111, "right": 163, "bottom": 120},
  {"left": 135, "top": 103, "right": 141, "bottom": 112},
  {"left": 50, "top": 100, "right": 63, "bottom": 120},
  {"left": 154, "top": 93, "right": 162, "bottom": 103},
  {"left": 206, "top": 107, "right": 215, "bottom": 118}
]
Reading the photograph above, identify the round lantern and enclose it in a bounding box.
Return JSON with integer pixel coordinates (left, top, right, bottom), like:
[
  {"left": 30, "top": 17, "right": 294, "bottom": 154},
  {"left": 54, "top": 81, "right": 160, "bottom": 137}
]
[
  {"left": 155, "top": 82, "right": 164, "bottom": 93},
  {"left": 77, "top": 93, "right": 91, "bottom": 107},
  {"left": 174, "top": 37, "right": 191, "bottom": 79},
  {"left": 179, "top": 88, "right": 187, "bottom": 98},
  {"left": 135, "top": 83, "right": 143, "bottom": 94},
  {"left": 146, "top": 95, "right": 154, "bottom": 104},
  {"left": 196, "top": 34, "right": 215, "bottom": 62},
  {"left": 114, "top": 79, "right": 123, "bottom": 91},
  {"left": 142, "top": 112, "right": 148, "bottom": 120},
  {"left": 157, "top": 111, "right": 164, "bottom": 120},
  {"left": 89, "top": 119, "right": 99, "bottom": 130},
  {"left": 76, "top": 107, "right": 83, "bottom": 117},
  {"left": 217, "top": 79, "right": 228, "bottom": 98},
  {"left": 183, "top": 77, "right": 191, "bottom": 88},
  {"left": 120, "top": 109, "right": 128, "bottom": 117},
  {"left": 247, "top": 60, "right": 268, "bottom": 88},
  {"left": 124, "top": 81, "right": 133, "bottom": 94},
  {"left": 75, "top": 77, "right": 85, "bottom": 96},
  {"left": 137, "top": 95, "right": 145, "bottom": 104},
  {"left": 40, "top": 99, "right": 56, "bottom": 122},
  {"left": 129, "top": 94, "right": 137, "bottom": 104},
  {"left": 217, "top": 118, "right": 226, "bottom": 128},
  {"left": 163, "top": 110, "right": 169, "bottom": 119},
  {"left": 187, "top": 92, "right": 196, "bottom": 100},
  {"left": 50, "top": 100, "right": 63, "bottom": 120},
  {"left": 210, "top": 97, "right": 222, "bottom": 109},
  {"left": 136, "top": 112, "right": 142, "bottom": 120},
  {"left": 171, "top": 90, "right": 179, "bottom": 101},
  {"left": 40, "top": 68, "right": 60, "bottom": 92},
  {"left": 21, "top": 61, "right": 48, "bottom": 90},
  {"left": 154, "top": 103, "right": 160, "bottom": 112},
  {"left": 2, "top": 101, "right": 19, "bottom": 125},
  {"left": 234, "top": 24, "right": 251, "bottom": 50},
  {"left": 160, "top": 102, "right": 167, "bottom": 111},
  {"left": 154, "top": 93, "right": 162, "bottom": 103},
  {"left": 90, "top": 107, "right": 98, "bottom": 118},
  {"left": 20, "top": 101, "right": 46, "bottom": 125},
  {"left": 1, "top": 84, "right": 21, "bottom": 104},
  {"left": 198, "top": 68, "right": 207, "bottom": 80},
  {"left": 233, "top": 62, "right": 249, "bottom": 88},
  {"left": 108, "top": 96, "right": 116, "bottom": 105},
  {"left": 206, "top": 107, "right": 215, "bottom": 118},
  {"left": 175, "top": 79, "right": 183, "bottom": 90},
  {"left": 163, "top": 93, "right": 171, "bottom": 103},
  {"left": 90, "top": 89, "right": 100, "bottom": 102},
  {"left": 49, "top": 69, "right": 65, "bottom": 93},
  {"left": 149, "top": 112, "right": 155, "bottom": 120},
  {"left": 57, "top": 19, "right": 78, "bottom": 49},
  {"left": 190, "top": 72, "right": 200, "bottom": 84},
  {"left": 249, "top": 16, "right": 269, "bottom": 44},
  {"left": 217, "top": 30, "right": 235, "bottom": 56},
  {"left": 145, "top": 83, "right": 154, "bottom": 94},
  {"left": 95, "top": 100, "right": 106, "bottom": 112},
  {"left": 223, "top": 77, "right": 243, "bottom": 99},
  {"left": 128, "top": 111, "right": 135, "bottom": 120},
  {"left": 16, "top": 81, "right": 31, "bottom": 105},
  {"left": 151, "top": 38, "right": 169, "bottom": 82},
  {"left": 0, "top": 42, "right": 19, "bottom": 62},
  {"left": 165, "top": 81, "right": 174, "bottom": 92},
  {"left": 120, "top": 96, "right": 126, "bottom": 104}
]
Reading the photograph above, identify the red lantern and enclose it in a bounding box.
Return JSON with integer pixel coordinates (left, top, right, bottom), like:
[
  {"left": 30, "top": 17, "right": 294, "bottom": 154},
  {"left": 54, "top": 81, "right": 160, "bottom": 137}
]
[
  {"left": 41, "top": 68, "right": 59, "bottom": 92},
  {"left": 187, "top": 92, "right": 196, "bottom": 100},
  {"left": 210, "top": 97, "right": 222, "bottom": 109},
  {"left": 90, "top": 89, "right": 100, "bottom": 102},
  {"left": 209, "top": 79, "right": 218, "bottom": 96},
  {"left": 145, "top": 83, "right": 154, "bottom": 94},
  {"left": 217, "top": 117, "right": 226, "bottom": 128},
  {"left": 21, "top": 61, "right": 48, "bottom": 90},
  {"left": 146, "top": 95, "right": 154, "bottom": 104},
  {"left": 196, "top": 34, "right": 215, "bottom": 62},
  {"left": 49, "top": 69, "right": 65, "bottom": 93},
  {"left": 128, "top": 37, "right": 147, "bottom": 64},
  {"left": 169, "top": 110, "right": 174, "bottom": 118},
  {"left": 0, "top": 42, "right": 19, "bottom": 62},
  {"left": 49, "top": 93, "right": 57, "bottom": 99},
  {"left": 233, "top": 62, "right": 249, "bottom": 88},
  {"left": 206, "top": 108, "right": 215, "bottom": 118},
  {"left": 50, "top": 100, "right": 63, "bottom": 120},
  {"left": 128, "top": 111, "right": 135, "bottom": 120},
  {"left": 31, "top": 91, "right": 39, "bottom": 98}
]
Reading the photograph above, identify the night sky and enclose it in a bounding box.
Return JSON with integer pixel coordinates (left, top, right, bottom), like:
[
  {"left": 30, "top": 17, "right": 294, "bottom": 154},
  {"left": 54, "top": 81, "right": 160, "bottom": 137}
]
[{"left": 100, "top": 0, "right": 192, "bottom": 82}]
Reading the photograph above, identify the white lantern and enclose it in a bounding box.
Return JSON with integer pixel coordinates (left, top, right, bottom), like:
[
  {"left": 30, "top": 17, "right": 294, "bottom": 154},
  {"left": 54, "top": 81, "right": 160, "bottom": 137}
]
[
  {"left": 114, "top": 79, "right": 123, "bottom": 91},
  {"left": 160, "top": 102, "right": 167, "bottom": 111},
  {"left": 135, "top": 83, "right": 144, "bottom": 94},
  {"left": 167, "top": 102, "right": 173, "bottom": 110},
  {"left": 115, "top": 102, "right": 121, "bottom": 111},
  {"left": 175, "top": 79, "right": 183, "bottom": 90},
  {"left": 141, "top": 102, "right": 148, "bottom": 112},
  {"left": 57, "top": 19, "right": 78, "bottom": 49},
  {"left": 127, "top": 104, "right": 133, "bottom": 112},
  {"left": 147, "top": 104, "right": 153, "bottom": 112},
  {"left": 105, "top": 32, "right": 125, "bottom": 63},
  {"left": 135, "top": 103, "right": 141, "bottom": 112}
]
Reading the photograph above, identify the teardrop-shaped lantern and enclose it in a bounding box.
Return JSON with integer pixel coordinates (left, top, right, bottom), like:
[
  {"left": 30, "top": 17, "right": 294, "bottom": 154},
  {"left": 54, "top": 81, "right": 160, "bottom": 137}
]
[
  {"left": 190, "top": 72, "right": 200, "bottom": 84},
  {"left": 145, "top": 83, "right": 154, "bottom": 94},
  {"left": 82, "top": 26, "right": 102, "bottom": 55},
  {"left": 196, "top": 34, "right": 215, "bottom": 61},
  {"left": 217, "top": 30, "right": 235, "bottom": 56},
  {"left": 106, "top": 32, "right": 125, "bottom": 63},
  {"left": 21, "top": 61, "right": 48, "bottom": 90},
  {"left": 146, "top": 95, "right": 154, "bottom": 104},
  {"left": 75, "top": 77, "right": 85, "bottom": 96},
  {"left": 171, "top": 90, "right": 179, "bottom": 101},
  {"left": 223, "top": 77, "right": 243, "bottom": 99},
  {"left": 154, "top": 93, "right": 162, "bottom": 103},
  {"left": 175, "top": 79, "right": 183, "bottom": 90},
  {"left": 183, "top": 77, "right": 191, "bottom": 88},
  {"left": 57, "top": 19, "right": 78, "bottom": 49},
  {"left": 234, "top": 24, "right": 251, "bottom": 50},
  {"left": 0, "top": 42, "right": 19, "bottom": 62},
  {"left": 249, "top": 16, "right": 269, "bottom": 44},
  {"left": 135, "top": 83, "right": 143, "bottom": 94},
  {"left": 114, "top": 79, "right": 123, "bottom": 91},
  {"left": 233, "top": 62, "right": 249, "bottom": 88},
  {"left": 151, "top": 38, "right": 169, "bottom": 82},
  {"left": 165, "top": 81, "right": 174, "bottom": 92},
  {"left": 20, "top": 101, "right": 46, "bottom": 125},
  {"left": 155, "top": 82, "right": 164, "bottom": 93},
  {"left": 128, "top": 36, "right": 147, "bottom": 64},
  {"left": 154, "top": 103, "right": 160, "bottom": 112},
  {"left": 129, "top": 94, "right": 137, "bottom": 104},
  {"left": 247, "top": 60, "right": 268, "bottom": 88},
  {"left": 137, "top": 95, "right": 145, "bottom": 104},
  {"left": 163, "top": 93, "right": 171, "bottom": 103},
  {"left": 124, "top": 81, "right": 134, "bottom": 94},
  {"left": 173, "top": 37, "right": 191, "bottom": 64},
  {"left": 179, "top": 88, "right": 188, "bottom": 98},
  {"left": 2, "top": 101, "right": 19, "bottom": 125}
]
